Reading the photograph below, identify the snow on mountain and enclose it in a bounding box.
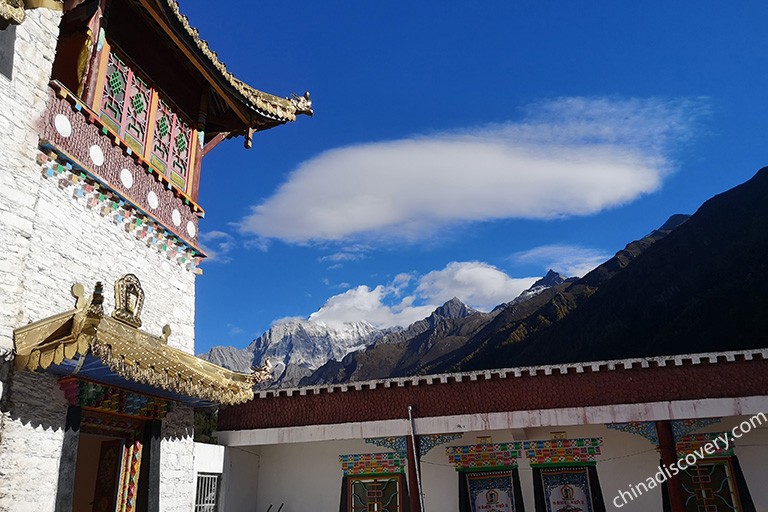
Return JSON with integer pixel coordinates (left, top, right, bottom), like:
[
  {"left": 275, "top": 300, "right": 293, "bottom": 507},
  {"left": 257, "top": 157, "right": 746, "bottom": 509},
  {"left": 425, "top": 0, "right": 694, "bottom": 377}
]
[{"left": 200, "top": 319, "right": 385, "bottom": 387}]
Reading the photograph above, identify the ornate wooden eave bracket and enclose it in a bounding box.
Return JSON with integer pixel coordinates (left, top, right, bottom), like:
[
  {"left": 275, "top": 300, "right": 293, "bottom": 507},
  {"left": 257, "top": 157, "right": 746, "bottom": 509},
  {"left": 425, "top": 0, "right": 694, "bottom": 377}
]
[
  {"left": 132, "top": 0, "right": 312, "bottom": 138},
  {"left": 13, "top": 278, "right": 270, "bottom": 405}
]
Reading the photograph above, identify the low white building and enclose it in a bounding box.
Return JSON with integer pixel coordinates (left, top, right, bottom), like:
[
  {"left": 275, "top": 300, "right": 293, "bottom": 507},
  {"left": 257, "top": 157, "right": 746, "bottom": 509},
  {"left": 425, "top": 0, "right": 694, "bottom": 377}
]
[{"left": 216, "top": 350, "right": 768, "bottom": 512}]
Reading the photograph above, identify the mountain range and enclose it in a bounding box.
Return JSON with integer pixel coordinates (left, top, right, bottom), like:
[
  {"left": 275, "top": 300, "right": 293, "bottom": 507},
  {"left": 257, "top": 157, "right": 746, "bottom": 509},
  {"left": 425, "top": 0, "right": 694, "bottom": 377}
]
[{"left": 202, "top": 168, "right": 768, "bottom": 386}]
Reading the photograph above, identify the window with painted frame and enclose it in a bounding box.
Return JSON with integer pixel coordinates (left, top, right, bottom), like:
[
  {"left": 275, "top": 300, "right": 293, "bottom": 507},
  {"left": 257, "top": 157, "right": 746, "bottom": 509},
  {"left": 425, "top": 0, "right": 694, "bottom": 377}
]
[
  {"left": 664, "top": 456, "right": 756, "bottom": 512},
  {"left": 344, "top": 473, "right": 406, "bottom": 512}
]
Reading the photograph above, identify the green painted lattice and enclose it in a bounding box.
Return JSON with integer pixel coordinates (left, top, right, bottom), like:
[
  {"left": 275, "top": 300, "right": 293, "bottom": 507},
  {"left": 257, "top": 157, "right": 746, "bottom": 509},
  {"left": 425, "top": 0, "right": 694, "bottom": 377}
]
[
  {"left": 108, "top": 71, "right": 125, "bottom": 95},
  {"left": 130, "top": 93, "right": 145, "bottom": 115}
]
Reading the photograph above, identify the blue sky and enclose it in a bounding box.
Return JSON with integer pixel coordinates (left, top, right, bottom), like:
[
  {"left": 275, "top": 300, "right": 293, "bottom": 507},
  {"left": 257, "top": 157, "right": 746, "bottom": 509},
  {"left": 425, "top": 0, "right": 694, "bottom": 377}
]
[{"left": 183, "top": 1, "right": 768, "bottom": 354}]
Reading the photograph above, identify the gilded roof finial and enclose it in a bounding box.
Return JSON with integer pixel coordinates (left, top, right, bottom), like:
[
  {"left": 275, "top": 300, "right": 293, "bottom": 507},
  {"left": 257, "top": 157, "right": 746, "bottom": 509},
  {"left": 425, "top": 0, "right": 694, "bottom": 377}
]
[
  {"left": 87, "top": 282, "right": 105, "bottom": 318},
  {"left": 290, "top": 92, "right": 313, "bottom": 117}
]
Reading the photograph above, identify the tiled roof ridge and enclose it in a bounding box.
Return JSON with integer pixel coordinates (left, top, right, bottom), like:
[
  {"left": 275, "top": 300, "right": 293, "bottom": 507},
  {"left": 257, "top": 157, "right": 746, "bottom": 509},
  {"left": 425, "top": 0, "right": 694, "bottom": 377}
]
[
  {"left": 163, "top": 0, "right": 306, "bottom": 123},
  {"left": 256, "top": 348, "right": 768, "bottom": 399}
]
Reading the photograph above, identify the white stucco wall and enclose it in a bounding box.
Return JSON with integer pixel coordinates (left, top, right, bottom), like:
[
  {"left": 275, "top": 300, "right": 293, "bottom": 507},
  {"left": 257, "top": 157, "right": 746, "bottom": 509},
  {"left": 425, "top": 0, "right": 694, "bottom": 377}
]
[
  {"left": 160, "top": 406, "right": 196, "bottom": 512},
  {"left": 0, "top": 371, "right": 69, "bottom": 512},
  {"left": 224, "top": 438, "right": 410, "bottom": 512},
  {"left": 0, "top": 7, "right": 61, "bottom": 353},
  {"left": 195, "top": 442, "right": 225, "bottom": 474}
]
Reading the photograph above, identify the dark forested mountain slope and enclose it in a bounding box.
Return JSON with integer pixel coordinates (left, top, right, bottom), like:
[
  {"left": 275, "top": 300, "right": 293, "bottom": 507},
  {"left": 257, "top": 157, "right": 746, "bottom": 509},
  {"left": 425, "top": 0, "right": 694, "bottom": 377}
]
[{"left": 456, "top": 168, "right": 768, "bottom": 371}]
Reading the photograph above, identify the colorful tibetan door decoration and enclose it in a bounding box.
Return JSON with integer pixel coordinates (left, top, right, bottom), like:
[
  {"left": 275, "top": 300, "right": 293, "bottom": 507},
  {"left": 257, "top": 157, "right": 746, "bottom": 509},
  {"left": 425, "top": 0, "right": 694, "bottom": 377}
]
[
  {"left": 61, "top": 378, "right": 174, "bottom": 512},
  {"left": 538, "top": 466, "right": 594, "bottom": 512},
  {"left": 446, "top": 443, "right": 525, "bottom": 512},
  {"left": 525, "top": 438, "right": 606, "bottom": 512},
  {"left": 93, "top": 439, "right": 124, "bottom": 512},
  {"left": 678, "top": 459, "right": 742, "bottom": 512},
  {"left": 339, "top": 453, "right": 406, "bottom": 512},
  {"left": 466, "top": 471, "right": 516, "bottom": 512}
]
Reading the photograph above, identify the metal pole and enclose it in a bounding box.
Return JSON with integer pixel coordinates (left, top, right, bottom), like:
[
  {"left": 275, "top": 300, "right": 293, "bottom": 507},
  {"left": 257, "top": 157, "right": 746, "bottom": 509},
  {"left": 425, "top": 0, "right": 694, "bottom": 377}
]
[{"left": 407, "top": 406, "right": 426, "bottom": 512}]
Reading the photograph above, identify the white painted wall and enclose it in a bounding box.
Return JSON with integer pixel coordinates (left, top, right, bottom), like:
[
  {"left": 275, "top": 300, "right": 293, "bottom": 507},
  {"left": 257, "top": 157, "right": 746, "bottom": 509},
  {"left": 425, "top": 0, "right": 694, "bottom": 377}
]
[
  {"left": 0, "top": 7, "right": 61, "bottom": 353},
  {"left": 220, "top": 447, "right": 261, "bottom": 512},
  {"left": 0, "top": 371, "right": 69, "bottom": 512},
  {"left": 0, "top": 8, "right": 65, "bottom": 512},
  {"left": 223, "top": 438, "right": 411, "bottom": 512},
  {"left": 160, "top": 406, "right": 196, "bottom": 512},
  {"left": 195, "top": 442, "right": 226, "bottom": 474}
]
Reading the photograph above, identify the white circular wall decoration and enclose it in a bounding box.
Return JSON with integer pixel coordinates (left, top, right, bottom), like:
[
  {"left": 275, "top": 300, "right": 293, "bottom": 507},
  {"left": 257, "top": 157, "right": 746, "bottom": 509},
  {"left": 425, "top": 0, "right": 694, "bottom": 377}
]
[
  {"left": 54, "top": 114, "right": 72, "bottom": 138},
  {"left": 171, "top": 209, "right": 182, "bottom": 226},
  {"left": 186, "top": 221, "right": 196, "bottom": 238},
  {"left": 147, "top": 191, "right": 159, "bottom": 209},
  {"left": 119, "top": 168, "right": 134, "bottom": 189},
  {"left": 89, "top": 145, "right": 104, "bottom": 166}
]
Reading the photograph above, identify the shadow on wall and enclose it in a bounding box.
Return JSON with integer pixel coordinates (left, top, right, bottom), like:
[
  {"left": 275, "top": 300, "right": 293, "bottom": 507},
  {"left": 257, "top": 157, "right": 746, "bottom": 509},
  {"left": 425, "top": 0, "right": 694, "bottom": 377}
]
[
  {"left": 1, "top": 368, "right": 68, "bottom": 432},
  {"left": 1, "top": 365, "right": 193, "bottom": 442}
]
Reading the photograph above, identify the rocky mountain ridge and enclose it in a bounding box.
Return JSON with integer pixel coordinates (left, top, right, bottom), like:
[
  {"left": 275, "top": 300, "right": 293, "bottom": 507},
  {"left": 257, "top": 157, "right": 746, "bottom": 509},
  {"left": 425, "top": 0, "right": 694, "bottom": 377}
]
[{"left": 200, "top": 280, "right": 563, "bottom": 387}]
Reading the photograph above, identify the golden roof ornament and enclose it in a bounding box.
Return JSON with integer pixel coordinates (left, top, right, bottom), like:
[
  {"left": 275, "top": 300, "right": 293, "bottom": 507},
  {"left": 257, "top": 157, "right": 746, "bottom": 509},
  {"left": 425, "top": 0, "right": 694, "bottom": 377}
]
[
  {"left": 0, "top": 0, "right": 25, "bottom": 26},
  {"left": 14, "top": 279, "right": 258, "bottom": 404},
  {"left": 112, "top": 274, "right": 144, "bottom": 328},
  {"left": 250, "top": 359, "right": 274, "bottom": 384},
  {"left": 87, "top": 282, "right": 105, "bottom": 318},
  {"left": 290, "top": 92, "right": 313, "bottom": 117}
]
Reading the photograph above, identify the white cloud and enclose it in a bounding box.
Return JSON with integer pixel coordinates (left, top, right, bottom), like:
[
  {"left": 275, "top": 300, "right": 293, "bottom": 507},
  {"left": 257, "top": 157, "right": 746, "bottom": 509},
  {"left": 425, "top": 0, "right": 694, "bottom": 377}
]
[
  {"left": 416, "top": 262, "right": 539, "bottom": 311},
  {"left": 226, "top": 323, "right": 244, "bottom": 336},
  {"left": 200, "top": 230, "right": 236, "bottom": 263},
  {"left": 318, "top": 245, "right": 370, "bottom": 267},
  {"left": 306, "top": 261, "right": 540, "bottom": 329},
  {"left": 240, "top": 97, "right": 706, "bottom": 243},
  {"left": 309, "top": 284, "right": 435, "bottom": 328},
  {"left": 512, "top": 244, "right": 612, "bottom": 277}
]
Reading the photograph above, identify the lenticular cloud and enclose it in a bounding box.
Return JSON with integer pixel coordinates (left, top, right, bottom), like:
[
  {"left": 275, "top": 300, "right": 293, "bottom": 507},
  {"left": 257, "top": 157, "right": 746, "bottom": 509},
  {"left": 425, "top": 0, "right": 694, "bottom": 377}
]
[{"left": 240, "top": 96, "right": 707, "bottom": 243}]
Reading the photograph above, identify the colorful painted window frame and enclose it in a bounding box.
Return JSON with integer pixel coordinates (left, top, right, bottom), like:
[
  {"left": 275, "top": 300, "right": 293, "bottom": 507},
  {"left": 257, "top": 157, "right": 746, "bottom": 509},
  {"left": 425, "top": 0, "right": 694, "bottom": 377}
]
[
  {"left": 93, "top": 43, "right": 197, "bottom": 194},
  {"left": 346, "top": 474, "right": 405, "bottom": 512}
]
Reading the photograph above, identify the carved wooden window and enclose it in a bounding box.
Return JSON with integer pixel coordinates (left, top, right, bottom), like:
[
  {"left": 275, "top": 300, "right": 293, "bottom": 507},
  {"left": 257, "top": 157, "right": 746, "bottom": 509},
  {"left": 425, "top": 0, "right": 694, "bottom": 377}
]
[
  {"left": 96, "top": 46, "right": 195, "bottom": 192},
  {"left": 151, "top": 97, "right": 192, "bottom": 189},
  {"left": 100, "top": 50, "right": 152, "bottom": 156}
]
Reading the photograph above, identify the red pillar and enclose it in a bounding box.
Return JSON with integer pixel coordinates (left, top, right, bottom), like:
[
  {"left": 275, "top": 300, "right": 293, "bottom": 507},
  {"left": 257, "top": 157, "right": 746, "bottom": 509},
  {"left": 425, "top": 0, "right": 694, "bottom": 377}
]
[
  {"left": 406, "top": 436, "right": 422, "bottom": 512},
  {"left": 656, "top": 420, "right": 685, "bottom": 512}
]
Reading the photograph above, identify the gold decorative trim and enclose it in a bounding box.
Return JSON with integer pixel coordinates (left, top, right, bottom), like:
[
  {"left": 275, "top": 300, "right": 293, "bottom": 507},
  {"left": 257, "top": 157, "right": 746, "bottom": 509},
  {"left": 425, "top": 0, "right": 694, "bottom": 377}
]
[
  {"left": 23, "top": 0, "right": 62, "bottom": 10},
  {"left": 162, "top": 0, "right": 313, "bottom": 122},
  {"left": 0, "top": 0, "right": 25, "bottom": 25},
  {"left": 13, "top": 282, "right": 263, "bottom": 405}
]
